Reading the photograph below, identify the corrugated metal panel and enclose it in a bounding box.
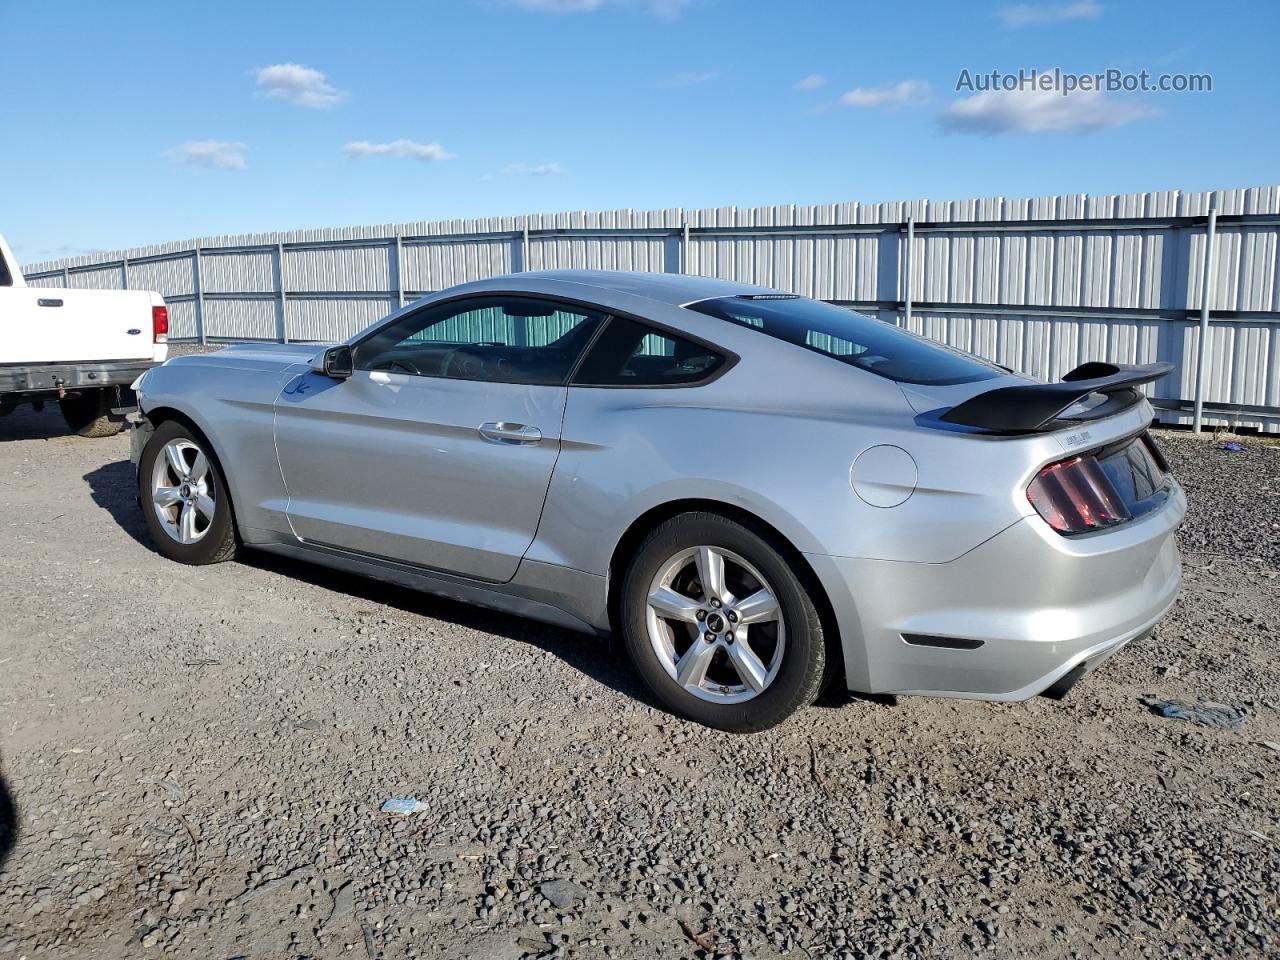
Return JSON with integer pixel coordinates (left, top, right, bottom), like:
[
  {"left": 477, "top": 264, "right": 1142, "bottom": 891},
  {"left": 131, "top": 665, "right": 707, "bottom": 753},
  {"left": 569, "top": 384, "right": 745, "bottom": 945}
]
[
  {"left": 527, "top": 236, "right": 665, "bottom": 273},
  {"left": 285, "top": 245, "right": 391, "bottom": 292},
  {"left": 1209, "top": 225, "right": 1280, "bottom": 312},
  {"left": 67, "top": 266, "right": 123, "bottom": 290},
  {"left": 204, "top": 299, "right": 277, "bottom": 340},
  {"left": 284, "top": 298, "right": 395, "bottom": 342},
  {"left": 685, "top": 235, "right": 884, "bottom": 299},
  {"left": 127, "top": 256, "right": 194, "bottom": 298},
  {"left": 167, "top": 300, "right": 197, "bottom": 340},
  {"left": 202, "top": 251, "right": 275, "bottom": 293},
  {"left": 402, "top": 239, "right": 512, "bottom": 291}
]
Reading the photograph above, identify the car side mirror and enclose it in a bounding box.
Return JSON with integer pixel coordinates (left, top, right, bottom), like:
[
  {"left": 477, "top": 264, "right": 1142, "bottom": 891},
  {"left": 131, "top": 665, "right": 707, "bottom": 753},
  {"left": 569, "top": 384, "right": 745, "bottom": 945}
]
[{"left": 314, "top": 345, "right": 353, "bottom": 380}]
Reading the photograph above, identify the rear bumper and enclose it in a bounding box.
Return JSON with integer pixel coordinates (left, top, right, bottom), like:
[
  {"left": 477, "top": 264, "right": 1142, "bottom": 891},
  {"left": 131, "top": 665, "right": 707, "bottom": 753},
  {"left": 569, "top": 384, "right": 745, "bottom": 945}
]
[
  {"left": 807, "top": 481, "right": 1186, "bottom": 700},
  {"left": 0, "top": 359, "right": 158, "bottom": 396}
]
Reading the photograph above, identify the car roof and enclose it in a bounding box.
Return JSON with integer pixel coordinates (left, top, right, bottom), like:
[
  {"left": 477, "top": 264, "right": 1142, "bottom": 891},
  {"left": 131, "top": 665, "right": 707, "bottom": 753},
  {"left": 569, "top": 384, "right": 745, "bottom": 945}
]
[{"left": 513, "top": 270, "right": 782, "bottom": 306}]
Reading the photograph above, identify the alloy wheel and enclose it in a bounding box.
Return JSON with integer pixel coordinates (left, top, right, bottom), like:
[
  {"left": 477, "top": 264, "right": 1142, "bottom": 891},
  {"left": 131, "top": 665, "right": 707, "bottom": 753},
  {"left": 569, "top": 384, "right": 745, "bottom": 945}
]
[
  {"left": 645, "top": 545, "right": 786, "bottom": 704},
  {"left": 151, "top": 438, "right": 216, "bottom": 545}
]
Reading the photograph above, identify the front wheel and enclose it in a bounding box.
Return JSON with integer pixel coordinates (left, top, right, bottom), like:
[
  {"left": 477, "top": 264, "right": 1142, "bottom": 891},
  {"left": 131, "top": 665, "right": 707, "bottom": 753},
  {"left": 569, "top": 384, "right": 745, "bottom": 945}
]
[
  {"left": 138, "top": 420, "right": 238, "bottom": 565},
  {"left": 620, "top": 512, "right": 826, "bottom": 732}
]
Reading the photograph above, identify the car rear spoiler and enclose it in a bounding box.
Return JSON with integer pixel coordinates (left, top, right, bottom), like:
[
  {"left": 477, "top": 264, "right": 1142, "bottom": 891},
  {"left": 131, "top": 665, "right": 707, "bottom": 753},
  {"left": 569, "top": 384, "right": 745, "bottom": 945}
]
[{"left": 939, "top": 361, "right": 1174, "bottom": 433}]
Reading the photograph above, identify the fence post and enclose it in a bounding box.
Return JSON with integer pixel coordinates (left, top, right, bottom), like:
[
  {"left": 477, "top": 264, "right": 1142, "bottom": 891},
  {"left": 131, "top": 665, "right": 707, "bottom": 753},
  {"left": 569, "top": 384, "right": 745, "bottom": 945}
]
[
  {"left": 1192, "top": 197, "right": 1219, "bottom": 432},
  {"left": 275, "top": 243, "right": 288, "bottom": 343},
  {"left": 394, "top": 234, "right": 405, "bottom": 308},
  {"left": 121, "top": 257, "right": 129, "bottom": 289},
  {"left": 682, "top": 221, "right": 690, "bottom": 274},
  {"left": 193, "top": 248, "right": 206, "bottom": 346},
  {"left": 521, "top": 220, "right": 530, "bottom": 272},
  {"left": 902, "top": 217, "right": 915, "bottom": 328}
]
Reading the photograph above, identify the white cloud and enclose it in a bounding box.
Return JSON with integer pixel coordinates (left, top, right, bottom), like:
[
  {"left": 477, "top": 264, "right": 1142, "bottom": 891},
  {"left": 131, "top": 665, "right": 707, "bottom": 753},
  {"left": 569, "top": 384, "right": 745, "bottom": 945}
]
[
  {"left": 940, "top": 86, "right": 1153, "bottom": 134},
  {"left": 510, "top": 0, "right": 690, "bottom": 16},
  {"left": 344, "top": 139, "right": 456, "bottom": 162},
  {"left": 794, "top": 74, "right": 826, "bottom": 92},
  {"left": 840, "top": 80, "right": 930, "bottom": 108},
  {"left": 998, "top": 0, "right": 1101, "bottom": 27},
  {"left": 664, "top": 70, "right": 719, "bottom": 87},
  {"left": 252, "top": 63, "right": 346, "bottom": 109},
  {"left": 504, "top": 162, "right": 564, "bottom": 176},
  {"left": 163, "top": 140, "right": 247, "bottom": 170}
]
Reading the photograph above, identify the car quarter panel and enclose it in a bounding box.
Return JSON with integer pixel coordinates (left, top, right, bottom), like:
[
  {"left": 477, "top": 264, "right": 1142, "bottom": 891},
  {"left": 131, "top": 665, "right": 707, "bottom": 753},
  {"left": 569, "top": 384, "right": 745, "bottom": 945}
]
[{"left": 137, "top": 349, "right": 313, "bottom": 540}]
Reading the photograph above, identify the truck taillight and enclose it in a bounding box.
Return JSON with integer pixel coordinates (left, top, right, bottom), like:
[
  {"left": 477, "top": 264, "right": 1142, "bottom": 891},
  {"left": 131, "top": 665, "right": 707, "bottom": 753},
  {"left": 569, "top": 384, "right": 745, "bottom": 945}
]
[
  {"left": 153, "top": 305, "right": 169, "bottom": 343},
  {"left": 1026, "top": 455, "right": 1128, "bottom": 534}
]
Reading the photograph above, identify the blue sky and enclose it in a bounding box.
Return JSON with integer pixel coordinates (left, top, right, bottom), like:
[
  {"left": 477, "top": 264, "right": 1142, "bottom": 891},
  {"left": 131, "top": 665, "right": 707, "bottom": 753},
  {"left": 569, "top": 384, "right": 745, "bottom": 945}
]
[{"left": 3, "top": 0, "right": 1278, "bottom": 264}]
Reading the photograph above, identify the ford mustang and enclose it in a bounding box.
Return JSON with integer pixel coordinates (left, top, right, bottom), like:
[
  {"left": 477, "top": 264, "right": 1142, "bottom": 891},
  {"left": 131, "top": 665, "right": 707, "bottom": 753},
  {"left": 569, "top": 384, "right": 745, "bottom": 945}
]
[{"left": 131, "top": 270, "right": 1184, "bottom": 731}]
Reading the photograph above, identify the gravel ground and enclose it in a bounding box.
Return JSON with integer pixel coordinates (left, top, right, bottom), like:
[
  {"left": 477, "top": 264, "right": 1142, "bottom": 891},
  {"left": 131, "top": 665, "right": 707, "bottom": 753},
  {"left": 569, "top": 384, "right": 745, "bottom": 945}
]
[{"left": 0, "top": 408, "right": 1277, "bottom": 960}]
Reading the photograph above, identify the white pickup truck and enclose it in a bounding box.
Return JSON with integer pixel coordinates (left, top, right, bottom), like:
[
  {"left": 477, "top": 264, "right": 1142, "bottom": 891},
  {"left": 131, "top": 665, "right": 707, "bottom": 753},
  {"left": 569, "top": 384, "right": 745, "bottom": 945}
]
[{"left": 0, "top": 234, "right": 168, "bottom": 437}]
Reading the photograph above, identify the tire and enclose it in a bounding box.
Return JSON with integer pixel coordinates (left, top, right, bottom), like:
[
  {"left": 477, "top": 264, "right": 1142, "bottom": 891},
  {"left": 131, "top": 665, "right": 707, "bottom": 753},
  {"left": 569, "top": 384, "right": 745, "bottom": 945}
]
[
  {"left": 138, "top": 420, "right": 238, "bottom": 565},
  {"left": 620, "top": 511, "right": 826, "bottom": 733},
  {"left": 60, "top": 391, "right": 124, "bottom": 438}
]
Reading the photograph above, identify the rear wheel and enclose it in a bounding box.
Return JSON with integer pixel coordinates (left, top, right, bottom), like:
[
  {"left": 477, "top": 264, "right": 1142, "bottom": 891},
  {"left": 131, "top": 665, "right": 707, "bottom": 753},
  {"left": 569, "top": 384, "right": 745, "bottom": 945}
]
[
  {"left": 60, "top": 391, "right": 123, "bottom": 438},
  {"left": 138, "top": 420, "right": 238, "bottom": 564},
  {"left": 620, "top": 512, "right": 826, "bottom": 732}
]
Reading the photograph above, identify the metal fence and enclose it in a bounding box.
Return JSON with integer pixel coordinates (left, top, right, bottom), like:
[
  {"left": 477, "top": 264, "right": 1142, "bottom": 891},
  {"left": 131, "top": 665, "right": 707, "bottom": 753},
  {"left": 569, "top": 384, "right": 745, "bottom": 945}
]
[{"left": 22, "top": 185, "right": 1280, "bottom": 431}]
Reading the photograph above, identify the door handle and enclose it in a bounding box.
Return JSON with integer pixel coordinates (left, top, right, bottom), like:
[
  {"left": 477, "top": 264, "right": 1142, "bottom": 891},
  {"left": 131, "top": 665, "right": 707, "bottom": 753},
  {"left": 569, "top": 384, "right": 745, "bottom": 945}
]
[
  {"left": 38, "top": 298, "right": 64, "bottom": 307},
  {"left": 478, "top": 421, "right": 542, "bottom": 445}
]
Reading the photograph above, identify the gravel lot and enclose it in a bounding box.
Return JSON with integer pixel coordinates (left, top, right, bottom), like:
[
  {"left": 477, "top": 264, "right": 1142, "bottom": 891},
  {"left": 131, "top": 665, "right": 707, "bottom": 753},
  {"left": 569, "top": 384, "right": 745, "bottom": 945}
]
[{"left": 0, "top": 406, "right": 1277, "bottom": 960}]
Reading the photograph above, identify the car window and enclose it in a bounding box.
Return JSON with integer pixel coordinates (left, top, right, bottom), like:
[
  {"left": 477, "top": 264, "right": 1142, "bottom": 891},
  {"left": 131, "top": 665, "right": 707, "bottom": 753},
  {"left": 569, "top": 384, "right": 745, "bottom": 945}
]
[
  {"left": 0, "top": 258, "right": 11, "bottom": 287},
  {"left": 685, "top": 295, "right": 1002, "bottom": 386},
  {"left": 354, "top": 296, "right": 605, "bottom": 385},
  {"left": 571, "top": 316, "right": 725, "bottom": 386}
]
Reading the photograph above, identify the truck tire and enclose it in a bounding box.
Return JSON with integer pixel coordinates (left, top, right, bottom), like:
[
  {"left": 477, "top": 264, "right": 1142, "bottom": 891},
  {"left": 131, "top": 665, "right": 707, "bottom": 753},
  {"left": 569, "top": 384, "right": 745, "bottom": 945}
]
[{"left": 59, "top": 391, "right": 124, "bottom": 438}]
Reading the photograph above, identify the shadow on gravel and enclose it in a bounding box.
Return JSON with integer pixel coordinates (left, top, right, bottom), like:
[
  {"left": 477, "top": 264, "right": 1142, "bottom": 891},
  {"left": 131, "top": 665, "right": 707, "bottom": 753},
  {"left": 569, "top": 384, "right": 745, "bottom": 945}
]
[
  {"left": 0, "top": 404, "right": 75, "bottom": 442},
  {"left": 0, "top": 765, "right": 18, "bottom": 872},
  {"left": 83, "top": 460, "right": 155, "bottom": 551},
  {"left": 241, "top": 549, "right": 667, "bottom": 713},
  {"left": 82, "top": 454, "right": 644, "bottom": 707}
]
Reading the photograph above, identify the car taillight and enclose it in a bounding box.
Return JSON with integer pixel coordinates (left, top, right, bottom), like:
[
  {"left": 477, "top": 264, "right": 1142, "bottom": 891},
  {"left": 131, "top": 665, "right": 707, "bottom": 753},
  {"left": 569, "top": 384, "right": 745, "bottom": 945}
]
[
  {"left": 1027, "top": 455, "right": 1129, "bottom": 534},
  {"left": 153, "top": 305, "right": 169, "bottom": 343}
]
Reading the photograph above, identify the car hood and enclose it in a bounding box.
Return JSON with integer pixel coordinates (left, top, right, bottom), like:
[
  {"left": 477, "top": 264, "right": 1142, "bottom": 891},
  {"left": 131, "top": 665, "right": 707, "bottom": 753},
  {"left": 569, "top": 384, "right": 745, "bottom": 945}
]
[
  {"left": 163, "top": 342, "right": 330, "bottom": 374},
  {"left": 213, "top": 342, "right": 329, "bottom": 363}
]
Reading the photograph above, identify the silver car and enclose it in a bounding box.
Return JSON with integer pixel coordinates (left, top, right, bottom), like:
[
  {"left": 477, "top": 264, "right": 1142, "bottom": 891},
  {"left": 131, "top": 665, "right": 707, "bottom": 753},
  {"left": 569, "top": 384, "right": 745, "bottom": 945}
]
[{"left": 132, "top": 271, "right": 1185, "bottom": 731}]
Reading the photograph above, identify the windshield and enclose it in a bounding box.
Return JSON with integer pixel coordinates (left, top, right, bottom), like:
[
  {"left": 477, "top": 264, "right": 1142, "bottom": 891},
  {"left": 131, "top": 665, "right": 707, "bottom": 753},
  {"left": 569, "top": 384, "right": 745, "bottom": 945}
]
[{"left": 686, "top": 296, "right": 1003, "bottom": 386}]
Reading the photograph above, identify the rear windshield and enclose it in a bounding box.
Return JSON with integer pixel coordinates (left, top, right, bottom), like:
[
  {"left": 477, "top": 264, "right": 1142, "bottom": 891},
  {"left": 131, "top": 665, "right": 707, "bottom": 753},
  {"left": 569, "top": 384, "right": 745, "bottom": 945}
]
[{"left": 686, "top": 296, "right": 1002, "bottom": 386}]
